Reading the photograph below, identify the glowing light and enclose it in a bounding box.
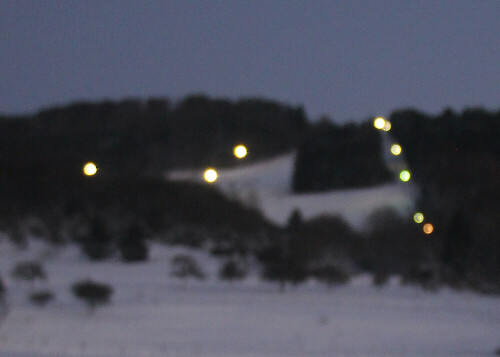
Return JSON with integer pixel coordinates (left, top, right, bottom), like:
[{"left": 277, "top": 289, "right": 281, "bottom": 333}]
[
  {"left": 203, "top": 168, "right": 218, "bottom": 183},
  {"left": 423, "top": 223, "right": 434, "bottom": 235},
  {"left": 399, "top": 170, "right": 411, "bottom": 182},
  {"left": 391, "top": 144, "right": 402, "bottom": 156},
  {"left": 234, "top": 145, "right": 248, "bottom": 159},
  {"left": 413, "top": 212, "right": 424, "bottom": 224},
  {"left": 382, "top": 121, "right": 392, "bottom": 131},
  {"left": 373, "top": 117, "right": 386, "bottom": 130},
  {"left": 83, "top": 162, "right": 97, "bottom": 176}
]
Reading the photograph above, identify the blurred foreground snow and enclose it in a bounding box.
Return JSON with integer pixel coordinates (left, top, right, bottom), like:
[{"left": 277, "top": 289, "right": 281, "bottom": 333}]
[{"left": 0, "top": 240, "right": 498, "bottom": 357}]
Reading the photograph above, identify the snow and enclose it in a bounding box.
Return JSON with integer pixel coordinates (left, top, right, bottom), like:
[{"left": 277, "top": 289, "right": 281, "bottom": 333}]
[
  {"left": 166, "top": 151, "right": 418, "bottom": 228},
  {"left": 0, "top": 239, "right": 499, "bottom": 357}
]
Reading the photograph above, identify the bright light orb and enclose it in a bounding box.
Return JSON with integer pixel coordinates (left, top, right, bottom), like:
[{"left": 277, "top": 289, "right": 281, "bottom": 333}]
[
  {"left": 399, "top": 170, "right": 411, "bottom": 182},
  {"left": 234, "top": 145, "right": 248, "bottom": 159},
  {"left": 423, "top": 223, "right": 434, "bottom": 235},
  {"left": 413, "top": 212, "right": 424, "bottom": 224},
  {"left": 374, "top": 117, "right": 386, "bottom": 130},
  {"left": 391, "top": 144, "right": 402, "bottom": 156},
  {"left": 382, "top": 121, "right": 392, "bottom": 131},
  {"left": 83, "top": 162, "right": 97, "bottom": 176},
  {"left": 203, "top": 168, "right": 218, "bottom": 183}
]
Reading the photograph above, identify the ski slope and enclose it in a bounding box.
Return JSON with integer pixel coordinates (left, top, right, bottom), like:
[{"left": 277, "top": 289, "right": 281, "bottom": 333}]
[
  {"left": 0, "top": 239, "right": 499, "bottom": 357},
  {"left": 167, "top": 151, "right": 418, "bottom": 228}
]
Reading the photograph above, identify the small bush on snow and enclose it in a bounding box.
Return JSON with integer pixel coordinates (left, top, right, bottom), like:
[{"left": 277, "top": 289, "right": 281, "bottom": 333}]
[
  {"left": 71, "top": 280, "right": 113, "bottom": 311},
  {"left": 372, "top": 272, "right": 390, "bottom": 287},
  {"left": 219, "top": 259, "right": 247, "bottom": 281},
  {"left": 170, "top": 254, "right": 205, "bottom": 280},
  {"left": 11, "top": 261, "right": 46, "bottom": 283},
  {"left": 310, "top": 264, "right": 350, "bottom": 286},
  {"left": 29, "top": 290, "right": 55, "bottom": 307},
  {"left": 0, "top": 275, "right": 5, "bottom": 297}
]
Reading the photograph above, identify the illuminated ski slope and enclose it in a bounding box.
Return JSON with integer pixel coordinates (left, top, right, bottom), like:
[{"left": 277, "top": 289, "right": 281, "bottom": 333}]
[{"left": 167, "top": 150, "right": 417, "bottom": 228}]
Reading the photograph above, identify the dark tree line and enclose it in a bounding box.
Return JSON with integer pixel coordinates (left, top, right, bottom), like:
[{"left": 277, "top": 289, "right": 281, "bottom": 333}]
[
  {"left": 0, "top": 95, "right": 307, "bottom": 184},
  {"left": 292, "top": 118, "right": 392, "bottom": 193},
  {"left": 168, "top": 95, "right": 307, "bottom": 169},
  {"left": 390, "top": 108, "right": 500, "bottom": 289},
  {"left": 0, "top": 95, "right": 306, "bottom": 256}
]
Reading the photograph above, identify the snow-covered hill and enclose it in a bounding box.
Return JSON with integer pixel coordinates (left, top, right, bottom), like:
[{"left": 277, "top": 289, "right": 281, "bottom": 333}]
[
  {"left": 2, "top": 135, "right": 497, "bottom": 357},
  {"left": 167, "top": 150, "right": 417, "bottom": 228}
]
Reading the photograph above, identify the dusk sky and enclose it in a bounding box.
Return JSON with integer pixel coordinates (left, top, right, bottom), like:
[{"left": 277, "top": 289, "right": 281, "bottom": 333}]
[{"left": 1, "top": 0, "right": 500, "bottom": 122}]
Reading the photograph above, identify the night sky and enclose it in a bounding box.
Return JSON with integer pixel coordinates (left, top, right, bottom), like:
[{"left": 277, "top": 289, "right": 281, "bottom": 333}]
[{"left": 1, "top": 0, "right": 500, "bottom": 122}]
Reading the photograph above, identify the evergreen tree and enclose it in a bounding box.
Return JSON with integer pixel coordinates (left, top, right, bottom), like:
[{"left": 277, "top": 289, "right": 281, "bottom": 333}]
[
  {"left": 0, "top": 275, "right": 5, "bottom": 298},
  {"left": 441, "top": 211, "right": 471, "bottom": 280},
  {"left": 287, "top": 209, "right": 303, "bottom": 234},
  {"left": 118, "top": 222, "right": 148, "bottom": 262},
  {"left": 219, "top": 259, "right": 247, "bottom": 281},
  {"left": 81, "top": 217, "right": 112, "bottom": 261}
]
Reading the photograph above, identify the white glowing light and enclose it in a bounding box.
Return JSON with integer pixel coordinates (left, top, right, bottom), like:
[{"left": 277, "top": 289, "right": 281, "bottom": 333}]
[
  {"left": 203, "top": 168, "right": 218, "bottom": 183},
  {"left": 374, "top": 117, "right": 386, "bottom": 130},
  {"left": 413, "top": 212, "right": 424, "bottom": 224},
  {"left": 83, "top": 162, "right": 97, "bottom": 176},
  {"left": 400, "top": 170, "right": 411, "bottom": 182},
  {"left": 234, "top": 145, "right": 248, "bottom": 159},
  {"left": 391, "top": 144, "right": 402, "bottom": 156}
]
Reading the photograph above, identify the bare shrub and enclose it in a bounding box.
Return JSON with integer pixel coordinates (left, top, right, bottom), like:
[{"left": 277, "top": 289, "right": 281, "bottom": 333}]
[
  {"left": 71, "top": 280, "right": 113, "bottom": 311},
  {"left": 0, "top": 275, "right": 5, "bottom": 300},
  {"left": 29, "top": 290, "right": 55, "bottom": 307},
  {"left": 311, "top": 264, "right": 350, "bottom": 287},
  {"left": 219, "top": 259, "right": 247, "bottom": 281},
  {"left": 11, "top": 261, "right": 46, "bottom": 283},
  {"left": 170, "top": 255, "right": 205, "bottom": 280}
]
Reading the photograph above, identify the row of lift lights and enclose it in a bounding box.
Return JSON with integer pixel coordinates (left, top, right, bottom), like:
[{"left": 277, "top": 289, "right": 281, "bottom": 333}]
[
  {"left": 82, "top": 145, "right": 248, "bottom": 182},
  {"left": 373, "top": 117, "right": 434, "bottom": 235},
  {"left": 202, "top": 145, "right": 247, "bottom": 183},
  {"left": 82, "top": 120, "right": 432, "bottom": 235}
]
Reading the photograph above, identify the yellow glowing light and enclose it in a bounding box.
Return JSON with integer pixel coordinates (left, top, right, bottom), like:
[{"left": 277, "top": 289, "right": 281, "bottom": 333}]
[
  {"left": 391, "top": 144, "right": 402, "bottom": 156},
  {"left": 399, "top": 170, "right": 411, "bottom": 182},
  {"left": 203, "top": 168, "right": 218, "bottom": 183},
  {"left": 382, "top": 121, "right": 392, "bottom": 131},
  {"left": 83, "top": 162, "right": 97, "bottom": 176},
  {"left": 374, "top": 117, "right": 386, "bottom": 130},
  {"left": 423, "top": 223, "right": 434, "bottom": 235},
  {"left": 234, "top": 145, "right": 248, "bottom": 159},
  {"left": 413, "top": 212, "right": 424, "bottom": 224}
]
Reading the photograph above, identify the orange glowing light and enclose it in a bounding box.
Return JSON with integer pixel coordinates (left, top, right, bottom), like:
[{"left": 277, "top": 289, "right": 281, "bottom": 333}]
[
  {"left": 382, "top": 121, "right": 392, "bottom": 131},
  {"left": 423, "top": 223, "right": 434, "bottom": 235}
]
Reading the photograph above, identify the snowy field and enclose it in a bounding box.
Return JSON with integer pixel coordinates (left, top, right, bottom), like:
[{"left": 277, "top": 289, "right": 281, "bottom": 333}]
[{"left": 0, "top": 240, "right": 499, "bottom": 357}]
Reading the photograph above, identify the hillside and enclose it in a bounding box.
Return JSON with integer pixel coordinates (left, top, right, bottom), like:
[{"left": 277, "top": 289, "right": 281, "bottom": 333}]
[{"left": 167, "top": 152, "right": 417, "bottom": 229}]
